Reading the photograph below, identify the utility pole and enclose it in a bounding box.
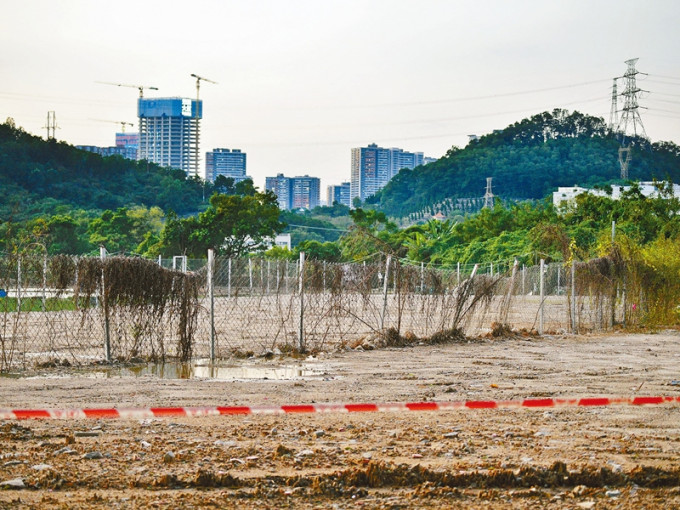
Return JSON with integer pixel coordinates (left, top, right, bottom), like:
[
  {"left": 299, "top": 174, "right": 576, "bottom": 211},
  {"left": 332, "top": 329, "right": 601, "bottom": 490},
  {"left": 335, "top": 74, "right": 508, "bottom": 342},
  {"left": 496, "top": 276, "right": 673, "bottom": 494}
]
[
  {"left": 483, "top": 177, "right": 494, "bottom": 209},
  {"left": 190, "top": 74, "right": 217, "bottom": 178},
  {"left": 44, "top": 111, "right": 57, "bottom": 140},
  {"left": 616, "top": 59, "right": 648, "bottom": 180}
]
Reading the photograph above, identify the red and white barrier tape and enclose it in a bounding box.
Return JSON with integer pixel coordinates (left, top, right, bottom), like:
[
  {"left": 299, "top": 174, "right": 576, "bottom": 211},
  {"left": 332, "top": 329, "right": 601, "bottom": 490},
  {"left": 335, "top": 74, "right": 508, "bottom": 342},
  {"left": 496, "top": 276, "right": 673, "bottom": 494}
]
[{"left": 1, "top": 396, "right": 679, "bottom": 420}]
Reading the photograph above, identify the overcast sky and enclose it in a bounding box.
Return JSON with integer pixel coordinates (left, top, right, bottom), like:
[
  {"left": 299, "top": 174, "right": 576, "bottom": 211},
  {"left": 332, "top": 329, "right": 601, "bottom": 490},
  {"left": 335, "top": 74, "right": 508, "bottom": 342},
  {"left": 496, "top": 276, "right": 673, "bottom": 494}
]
[{"left": 2, "top": 0, "right": 679, "bottom": 195}]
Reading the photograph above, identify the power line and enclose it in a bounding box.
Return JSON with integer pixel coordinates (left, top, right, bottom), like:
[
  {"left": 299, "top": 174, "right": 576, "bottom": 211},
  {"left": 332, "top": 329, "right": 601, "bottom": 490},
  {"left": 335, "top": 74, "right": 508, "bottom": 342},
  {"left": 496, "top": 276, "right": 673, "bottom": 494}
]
[
  {"left": 303, "top": 79, "right": 613, "bottom": 110},
  {"left": 285, "top": 223, "right": 349, "bottom": 233},
  {"left": 649, "top": 74, "right": 680, "bottom": 81}
]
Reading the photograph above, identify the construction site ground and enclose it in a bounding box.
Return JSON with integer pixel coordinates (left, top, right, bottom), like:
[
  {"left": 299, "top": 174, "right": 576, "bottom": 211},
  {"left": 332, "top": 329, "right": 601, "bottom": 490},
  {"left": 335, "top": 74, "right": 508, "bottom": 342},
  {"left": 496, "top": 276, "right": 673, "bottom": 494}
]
[{"left": 0, "top": 330, "right": 679, "bottom": 509}]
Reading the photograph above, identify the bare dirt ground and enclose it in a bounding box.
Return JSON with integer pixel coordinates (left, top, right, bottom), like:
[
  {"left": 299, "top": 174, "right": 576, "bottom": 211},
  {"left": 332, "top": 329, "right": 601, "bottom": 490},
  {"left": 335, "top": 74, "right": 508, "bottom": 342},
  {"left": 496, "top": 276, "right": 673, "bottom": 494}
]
[{"left": 1, "top": 331, "right": 679, "bottom": 509}]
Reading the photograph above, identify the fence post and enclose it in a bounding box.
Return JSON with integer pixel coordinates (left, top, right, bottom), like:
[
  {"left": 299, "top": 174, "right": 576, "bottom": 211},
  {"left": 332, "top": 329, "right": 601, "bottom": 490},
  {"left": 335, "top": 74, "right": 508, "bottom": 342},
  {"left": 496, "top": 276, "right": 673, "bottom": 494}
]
[
  {"left": 539, "top": 258, "right": 545, "bottom": 335},
  {"left": 208, "top": 249, "right": 215, "bottom": 362},
  {"left": 323, "top": 261, "right": 327, "bottom": 292},
  {"left": 622, "top": 273, "right": 627, "bottom": 328},
  {"left": 571, "top": 260, "right": 576, "bottom": 333},
  {"left": 381, "top": 255, "right": 392, "bottom": 331},
  {"left": 158, "top": 255, "right": 162, "bottom": 267},
  {"left": 267, "top": 259, "right": 271, "bottom": 294},
  {"left": 522, "top": 264, "right": 526, "bottom": 295},
  {"left": 100, "top": 246, "right": 111, "bottom": 362},
  {"left": 17, "top": 257, "right": 22, "bottom": 312},
  {"left": 42, "top": 255, "right": 47, "bottom": 312},
  {"left": 228, "top": 258, "right": 232, "bottom": 298},
  {"left": 457, "top": 262, "right": 460, "bottom": 286},
  {"left": 249, "top": 258, "right": 253, "bottom": 293},
  {"left": 298, "top": 251, "right": 305, "bottom": 353},
  {"left": 420, "top": 262, "right": 424, "bottom": 293}
]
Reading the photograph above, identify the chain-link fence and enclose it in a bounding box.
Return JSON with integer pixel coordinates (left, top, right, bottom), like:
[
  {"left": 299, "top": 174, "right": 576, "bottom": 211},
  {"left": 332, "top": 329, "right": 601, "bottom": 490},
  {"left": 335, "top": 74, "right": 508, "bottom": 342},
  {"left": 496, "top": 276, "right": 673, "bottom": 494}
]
[{"left": 0, "top": 251, "right": 632, "bottom": 371}]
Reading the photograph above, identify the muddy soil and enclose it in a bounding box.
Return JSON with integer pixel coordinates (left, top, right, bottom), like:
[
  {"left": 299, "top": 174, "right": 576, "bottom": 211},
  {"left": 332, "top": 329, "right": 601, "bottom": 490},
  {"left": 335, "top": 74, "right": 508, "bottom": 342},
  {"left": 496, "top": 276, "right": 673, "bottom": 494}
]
[{"left": 1, "top": 331, "right": 679, "bottom": 509}]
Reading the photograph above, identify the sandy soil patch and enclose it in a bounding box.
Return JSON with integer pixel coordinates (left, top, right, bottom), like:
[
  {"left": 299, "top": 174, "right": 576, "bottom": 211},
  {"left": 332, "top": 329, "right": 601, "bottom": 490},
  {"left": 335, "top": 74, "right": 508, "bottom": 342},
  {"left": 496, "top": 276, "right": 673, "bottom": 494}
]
[{"left": 1, "top": 331, "right": 679, "bottom": 508}]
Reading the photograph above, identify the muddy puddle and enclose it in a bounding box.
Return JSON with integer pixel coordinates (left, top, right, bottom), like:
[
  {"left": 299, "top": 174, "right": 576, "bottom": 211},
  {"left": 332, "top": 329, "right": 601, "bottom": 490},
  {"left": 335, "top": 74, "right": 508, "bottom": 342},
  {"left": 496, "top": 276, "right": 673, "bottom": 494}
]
[{"left": 0, "top": 360, "right": 332, "bottom": 381}]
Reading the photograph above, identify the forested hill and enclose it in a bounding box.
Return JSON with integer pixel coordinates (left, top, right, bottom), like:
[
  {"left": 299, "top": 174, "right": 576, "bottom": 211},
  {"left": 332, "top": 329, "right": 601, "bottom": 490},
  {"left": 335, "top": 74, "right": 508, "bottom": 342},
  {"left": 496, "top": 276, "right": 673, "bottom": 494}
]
[
  {"left": 0, "top": 120, "right": 205, "bottom": 221},
  {"left": 366, "top": 109, "right": 680, "bottom": 218}
]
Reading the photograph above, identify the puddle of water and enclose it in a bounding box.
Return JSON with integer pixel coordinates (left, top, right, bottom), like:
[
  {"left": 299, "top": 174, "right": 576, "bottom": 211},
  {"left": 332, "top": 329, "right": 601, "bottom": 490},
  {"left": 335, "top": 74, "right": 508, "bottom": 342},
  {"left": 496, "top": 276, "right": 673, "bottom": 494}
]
[{"left": 2, "top": 361, "right": 329, "bottom": 381}]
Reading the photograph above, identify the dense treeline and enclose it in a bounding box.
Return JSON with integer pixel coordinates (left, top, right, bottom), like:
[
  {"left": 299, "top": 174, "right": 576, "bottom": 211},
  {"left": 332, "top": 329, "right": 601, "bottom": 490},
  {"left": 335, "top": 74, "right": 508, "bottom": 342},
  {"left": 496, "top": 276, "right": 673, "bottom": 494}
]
[
  {"left": 265, "top": 181, "right": 680, "bottom": 269},
  {"left": 0, "top": 119, "right": 205, "bottom": 221},
  {"left": 367, "top": 109, "right": 680, "bottom": 218}
]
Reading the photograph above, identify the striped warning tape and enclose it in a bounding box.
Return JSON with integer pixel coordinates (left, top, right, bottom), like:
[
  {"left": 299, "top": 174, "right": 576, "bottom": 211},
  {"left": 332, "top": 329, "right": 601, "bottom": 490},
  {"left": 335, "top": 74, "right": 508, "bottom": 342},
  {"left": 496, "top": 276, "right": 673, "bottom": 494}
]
[{"left": 1, "top": 396, "right": 678, "bottom": 420}]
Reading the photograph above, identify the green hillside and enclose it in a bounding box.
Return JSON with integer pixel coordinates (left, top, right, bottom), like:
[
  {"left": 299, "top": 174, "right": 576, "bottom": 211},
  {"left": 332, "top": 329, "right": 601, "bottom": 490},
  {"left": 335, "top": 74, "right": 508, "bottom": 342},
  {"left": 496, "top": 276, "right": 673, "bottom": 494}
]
[
  {"left": 366, "top": 109, "right": 680, "bottom": 218},
  {"left": 0, "top": 120, "right": 205, "bottom": 221}
]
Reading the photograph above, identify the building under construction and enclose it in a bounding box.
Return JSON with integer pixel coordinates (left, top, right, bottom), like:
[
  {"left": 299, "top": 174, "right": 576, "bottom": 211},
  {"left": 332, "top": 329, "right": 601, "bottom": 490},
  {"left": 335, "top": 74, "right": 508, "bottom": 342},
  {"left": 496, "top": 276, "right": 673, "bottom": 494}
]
[{"left": 137, "top": 97, "right": 202, "bottom": 176}]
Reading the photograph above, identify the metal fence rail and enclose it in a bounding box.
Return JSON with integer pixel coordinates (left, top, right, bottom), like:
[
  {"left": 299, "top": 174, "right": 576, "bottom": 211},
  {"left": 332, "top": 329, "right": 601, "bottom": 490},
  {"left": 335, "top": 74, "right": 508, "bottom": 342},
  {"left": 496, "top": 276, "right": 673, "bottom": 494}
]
[{"left": 0, "top": 252, "right": 627, "bottom": 371}]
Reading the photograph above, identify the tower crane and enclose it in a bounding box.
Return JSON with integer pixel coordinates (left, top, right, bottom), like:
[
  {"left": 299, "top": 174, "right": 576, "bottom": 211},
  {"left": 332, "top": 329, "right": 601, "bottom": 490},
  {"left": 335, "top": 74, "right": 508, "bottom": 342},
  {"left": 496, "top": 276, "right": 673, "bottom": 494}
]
[
  {"left": 190, "top": 73, "right": 218, "bottom": 177},
  {"left": 92, "top": 119, "right": 135, "bottom": 133},
  {"left": 96, "top": 81, "right": 159, "bottom": 162},
  {"left": 96, "top": 81, "right": 159, "bottom": 98}
]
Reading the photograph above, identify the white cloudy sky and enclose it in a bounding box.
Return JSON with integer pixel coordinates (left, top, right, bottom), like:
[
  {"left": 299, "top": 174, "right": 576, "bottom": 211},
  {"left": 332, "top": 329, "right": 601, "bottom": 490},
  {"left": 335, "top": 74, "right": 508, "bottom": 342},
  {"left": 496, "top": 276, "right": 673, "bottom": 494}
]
[{"left": 1, "top": 0, "right": 679, "bottom": 194}]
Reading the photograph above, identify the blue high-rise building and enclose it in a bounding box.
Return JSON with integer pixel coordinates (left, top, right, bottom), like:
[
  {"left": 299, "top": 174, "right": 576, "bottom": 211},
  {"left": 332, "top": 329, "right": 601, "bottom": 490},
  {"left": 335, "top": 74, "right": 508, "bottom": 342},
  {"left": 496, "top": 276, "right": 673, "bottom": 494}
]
[
  {"left": 138, "top": 97, "right": 202, "bottom": 175},
  {"left": 206, "top": 148, "right": 248, "bottom": 183},
  {"left": 327, "top": 182, "right": 351, "bottom": 208},
  {"left": 350, "top": 143, "right": 430, "bottom": 204},
  {"left": 265, "top": 173, "right": 320, "bottom": 211}
]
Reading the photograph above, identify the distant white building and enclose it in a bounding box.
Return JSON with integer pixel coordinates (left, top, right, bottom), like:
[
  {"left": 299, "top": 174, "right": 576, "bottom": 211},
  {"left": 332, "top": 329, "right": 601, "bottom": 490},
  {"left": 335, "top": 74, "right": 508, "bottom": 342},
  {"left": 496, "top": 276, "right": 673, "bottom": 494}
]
[
  {"left": 553, "top": 182, "right": 680, "bottom": 209},
  {"left": 271, "top": 233, "right": 292, "bottom": 250},
  {"left": 224, "top": 233, "right": 292, "bottom": 253}
]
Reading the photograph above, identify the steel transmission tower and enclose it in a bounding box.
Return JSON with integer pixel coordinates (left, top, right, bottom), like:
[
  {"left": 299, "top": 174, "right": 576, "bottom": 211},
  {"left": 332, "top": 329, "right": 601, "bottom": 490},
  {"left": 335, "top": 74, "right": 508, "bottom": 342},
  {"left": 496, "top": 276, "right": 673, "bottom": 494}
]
[
  {"left": 615, "top": 58, "right": 647, "bottom": 179},
  {"left": 608, "top": 78, "right": 618, "bottom": 131},
  {"left": 616, "top": 58, "right": 647, "bottom": 139},
  {"left": 44, "top": 111, "right": 58, "bottom": 140},
  {"left": 483, "top": 177, "right": 494, "bottom": 209}
]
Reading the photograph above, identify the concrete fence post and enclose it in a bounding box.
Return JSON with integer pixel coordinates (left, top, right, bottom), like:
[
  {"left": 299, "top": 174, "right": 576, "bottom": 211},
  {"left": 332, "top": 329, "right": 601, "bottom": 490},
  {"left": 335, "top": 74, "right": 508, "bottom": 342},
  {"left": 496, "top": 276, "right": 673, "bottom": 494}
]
[
  {"left": 228, "top": 258, "right": 232, "bottom": 298},
  {"left": 381, "top": 255, "right": 392, "bottom": 331},
  {"left": 539, "top": 259, "right": 545, "bottom": 335},
  {"left": 571, "top": 260, "right": 576, "bottom": 333},
  {"left": 16, "top": 258, "right": 22, "bottom": 312},
  {"left": 208, "top": 249, "right": 215, "bottom": 361},
  {"left": 42, "top": 255, "right": 47, "bottom": 312},
  {"left": 100, "top": 246, "right": 111, "bottom": 362},
  {"left": 248, "top": 258, "right": 253, "bottom": 293},
  {"left": 298, "top": 251, "right": 305, "bottom": 352}
]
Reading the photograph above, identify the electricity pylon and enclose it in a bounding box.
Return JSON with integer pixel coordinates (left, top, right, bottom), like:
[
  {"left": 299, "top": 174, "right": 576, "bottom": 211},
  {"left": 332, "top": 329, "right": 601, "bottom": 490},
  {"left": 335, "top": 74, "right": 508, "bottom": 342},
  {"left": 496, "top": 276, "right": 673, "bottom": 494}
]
[{"left": 615, "top": 58, "right": 648, "bottom": 179}]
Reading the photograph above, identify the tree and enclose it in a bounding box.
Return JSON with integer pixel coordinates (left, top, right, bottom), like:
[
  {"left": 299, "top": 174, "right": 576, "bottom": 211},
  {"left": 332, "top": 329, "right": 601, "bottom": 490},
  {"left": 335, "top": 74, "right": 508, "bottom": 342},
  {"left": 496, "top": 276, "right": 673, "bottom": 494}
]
[
  {"left": 87, "top": 206, "right": 164, "bottom": 255},
  {"left": 339, "top": 208, "right": 399, "bottom": 261},
  {"left": 294, "top": 240, "right": 341, "bottom": 262},
  {"left": 44, "top": 215, "right": 85, "bottom": 254},
  {"left": 214, "top": 175, "right": 235, "bottom": 195},
  {"left": 155, "top": 191, "right": 284, "bottom": 258}
]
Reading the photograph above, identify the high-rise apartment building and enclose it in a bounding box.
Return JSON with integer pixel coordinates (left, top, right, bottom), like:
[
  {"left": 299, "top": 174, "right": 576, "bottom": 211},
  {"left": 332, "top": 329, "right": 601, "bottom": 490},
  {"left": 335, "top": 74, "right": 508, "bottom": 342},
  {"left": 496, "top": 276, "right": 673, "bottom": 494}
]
[
  {"left": 265, "top": 174, "right": 293, "bottom": 210},
  {"left": 327, "top": 182, "right": 351, "bottom": 208},
  {"left": 266, "top": 174, "right": 320, "bottom": 211},
  {"left": 137, "top": 97, "right": 202, "bottom": 176},
  {"left": 350, "top": 143, "right": 430, "bottom": 204},
  {"left": 291, "top": 175, "right": 320, "bottom": 210},
  {"left": 206, "top": 148, "right": 248, "bottom": 183},
  {"left": 115, "top": 132, "right": 139, "bottom": 160}
]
